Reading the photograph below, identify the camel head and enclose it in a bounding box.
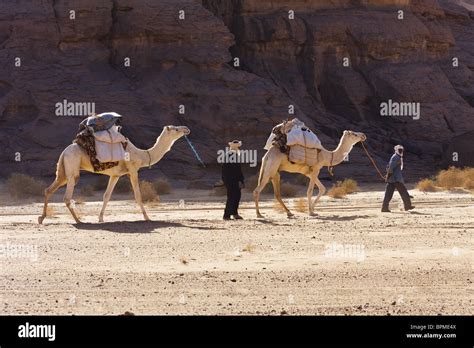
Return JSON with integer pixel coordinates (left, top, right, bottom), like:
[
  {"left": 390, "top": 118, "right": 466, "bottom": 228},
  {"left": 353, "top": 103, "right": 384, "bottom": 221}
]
[
  {"left": 163, "top": 125, "right": 191, "bottom": 140},
  {"left": 342, "top": 130, "right": 367, "bottom": 144}
]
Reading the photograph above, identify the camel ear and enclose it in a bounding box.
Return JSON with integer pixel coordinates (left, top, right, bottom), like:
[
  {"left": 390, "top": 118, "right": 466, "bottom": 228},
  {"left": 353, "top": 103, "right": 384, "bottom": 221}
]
[{"left": 165, "top": 126, "right": 171, "bottom": 131}]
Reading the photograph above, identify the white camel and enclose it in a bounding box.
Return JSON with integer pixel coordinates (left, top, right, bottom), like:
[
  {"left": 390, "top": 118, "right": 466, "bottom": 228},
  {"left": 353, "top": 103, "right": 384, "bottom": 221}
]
[
  {"left": 253, "top": 130, "right": 367, "bottom": 218},
  {"left": 38, "top": 125, "right": 190, "bottom": 224}
]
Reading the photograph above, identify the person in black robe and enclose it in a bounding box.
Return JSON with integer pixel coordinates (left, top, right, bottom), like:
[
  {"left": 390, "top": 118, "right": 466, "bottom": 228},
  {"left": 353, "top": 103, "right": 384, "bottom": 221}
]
[{"left": 222, "top": 140, "right": 245, "bottom": 220}]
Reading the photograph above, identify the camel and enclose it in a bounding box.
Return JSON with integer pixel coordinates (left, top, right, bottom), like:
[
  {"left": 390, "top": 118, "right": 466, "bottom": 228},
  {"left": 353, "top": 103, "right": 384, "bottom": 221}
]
[
  {"left": 253, "top": 130, "right": 367, "bottom": 218},
  {"left": 38, "top": 125, "right": 190, "bottom": 224}
]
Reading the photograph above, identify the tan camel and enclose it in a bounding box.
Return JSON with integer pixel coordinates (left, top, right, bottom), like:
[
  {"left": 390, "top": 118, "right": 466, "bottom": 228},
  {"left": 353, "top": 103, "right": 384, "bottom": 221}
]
[
  {"left": 253, "top": 130, "right": 367, "bottom": 218},
  {"left": 38, "top": 125, "right": 190, "bottom": 224}
]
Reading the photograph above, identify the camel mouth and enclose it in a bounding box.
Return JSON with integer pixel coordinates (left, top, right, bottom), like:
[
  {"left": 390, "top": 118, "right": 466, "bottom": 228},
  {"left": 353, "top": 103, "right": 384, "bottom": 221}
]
[
  {"left": 182, "top": 127, "right": 191, "bottom": 135},
  {"left": 361, "top": 133, "right": 367, "bottom": 141}
]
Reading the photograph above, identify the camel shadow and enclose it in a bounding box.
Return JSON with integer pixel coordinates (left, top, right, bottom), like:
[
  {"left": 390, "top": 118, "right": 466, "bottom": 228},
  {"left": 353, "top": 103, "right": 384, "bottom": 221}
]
[
  {"left": 73, "top": 220, "right": 199, "bottom": 233},
  {"left": 316, "top": 214, "right": 371, "bottom": 221}
]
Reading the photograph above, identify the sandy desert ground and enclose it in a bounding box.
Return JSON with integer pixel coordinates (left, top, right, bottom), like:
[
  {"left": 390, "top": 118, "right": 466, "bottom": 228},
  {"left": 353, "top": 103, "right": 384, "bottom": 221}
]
[{"left": 0, "top": 185, "right": 472, "bottom": 315}]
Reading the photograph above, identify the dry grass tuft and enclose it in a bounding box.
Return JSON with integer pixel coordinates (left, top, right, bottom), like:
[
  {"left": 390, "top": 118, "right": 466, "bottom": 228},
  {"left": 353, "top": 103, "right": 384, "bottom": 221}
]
[
  {"left": 272, "top": 201, "right": 286, "bottom": 213},
  {"left": 280, "top": 182, "right": 299, "bottom": 197},
  {"left": 294, "top": 197, "right": 308, "bottom": 213},
  {"left": 435, "top": 167, "right": 474, "bottom": 190},
  {"left": 340, "top": 178, "right": 359, "bottom": 194},
  {"left": 211, "top": 185, "right": 227, "bottom": 196},
  {"left": 6, "top": 173, "right": 45, "bottom": 198},
  {"left": 80, "top": 184, "right": 95, "bottom": 196},
  {"left": 242, "top": 243, "right": 255, "bottom": 252},
  {"left": 139, "top": 180, "right": 159, "bottom": 202},
  {"left": 245, "top": 175, "right": 272, "bottom": 194},
  {"left": 115, "top": 177, "right": 132, "bottom": 193},
  {"left": 153, "top": 178, "right": 171, "bottom": 195},
  {"left": 327, "top": 179, "right": 359, "bottom": 199},
  {"left": 328, "top": 184, "right": 347, "bottom": 199},
  {"left": 416, "top": 167, "right": 474, "bottom": 192},
  {"left": 46, "top": 206, "right": 56, "bottom": 217},
  {"left": 416, "top": 178, "right": 438, "bottom": 192},
  {"left": 93, "top": 176, "right": 109, "bottom": 191}
]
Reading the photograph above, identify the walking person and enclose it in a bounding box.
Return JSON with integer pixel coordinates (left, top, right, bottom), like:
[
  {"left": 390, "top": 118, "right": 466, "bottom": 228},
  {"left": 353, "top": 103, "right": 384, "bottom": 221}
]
[
  {"left": 382, "top": 145, "right": 415, "bottom": 212},
  {"left": 222, "top": 140, "right": 245, "bottom": 220}
]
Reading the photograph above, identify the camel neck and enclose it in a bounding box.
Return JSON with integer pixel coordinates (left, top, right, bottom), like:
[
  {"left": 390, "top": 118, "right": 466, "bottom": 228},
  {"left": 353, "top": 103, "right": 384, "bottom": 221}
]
[
  {"left": 141, "top": 131, "right": 176, "bottom": 168},
  {"left": 326, "top": 135, "right": 354, "bottom": 166}
]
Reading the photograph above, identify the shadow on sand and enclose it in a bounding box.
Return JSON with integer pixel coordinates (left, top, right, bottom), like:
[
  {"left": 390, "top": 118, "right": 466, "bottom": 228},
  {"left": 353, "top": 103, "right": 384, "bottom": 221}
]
[
  {"left": 315, "top": 214, "right": 372, "bottom": 221},
  {"left": 72, "top": 220, "right": 225, "bottom": 233}
]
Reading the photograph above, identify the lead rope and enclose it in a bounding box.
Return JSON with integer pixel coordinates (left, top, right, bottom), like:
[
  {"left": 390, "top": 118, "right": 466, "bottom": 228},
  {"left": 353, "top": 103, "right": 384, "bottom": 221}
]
[
  {"left": 185, "top": 135, "right": 206, "bottom": 168},
  {"left": 360, "top": 141, "right": 386, "bottom": 181}
]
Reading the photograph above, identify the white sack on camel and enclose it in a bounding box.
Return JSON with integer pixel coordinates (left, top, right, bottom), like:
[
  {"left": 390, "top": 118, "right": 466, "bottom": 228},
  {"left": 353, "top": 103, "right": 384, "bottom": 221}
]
[
  {"left": 286, "top": 126, "right": 322, "bottom": 149},
  {"left": 94, "top": 126, "right": 127, "bottom": 162}
]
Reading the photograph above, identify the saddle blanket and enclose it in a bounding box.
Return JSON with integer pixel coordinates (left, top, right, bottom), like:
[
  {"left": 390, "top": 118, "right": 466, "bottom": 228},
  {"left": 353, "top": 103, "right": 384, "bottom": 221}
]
[
  {"left": 94, "top": 126, "right": 127, "bottom": 163},
  {"left": 289, "top": 145, "right": 319, "bottom": 166},
  {"left": 286, "top": 126, "right": 322, "bottom": 149}
]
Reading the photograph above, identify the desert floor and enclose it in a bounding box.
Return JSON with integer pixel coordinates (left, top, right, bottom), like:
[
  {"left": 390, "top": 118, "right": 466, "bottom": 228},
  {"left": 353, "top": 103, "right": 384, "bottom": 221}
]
[{"left": 0, "top": 184, "right": 472, "bottom": 315}]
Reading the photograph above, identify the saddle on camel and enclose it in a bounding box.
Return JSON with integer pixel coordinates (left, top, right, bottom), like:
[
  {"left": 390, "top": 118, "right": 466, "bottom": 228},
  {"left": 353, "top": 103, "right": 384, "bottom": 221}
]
[
  {"left": 264, "top": 118, "right": 322, "bottom": 166},
  {"left": 74, "top": 112, "right": 128, "bottom": 172}
]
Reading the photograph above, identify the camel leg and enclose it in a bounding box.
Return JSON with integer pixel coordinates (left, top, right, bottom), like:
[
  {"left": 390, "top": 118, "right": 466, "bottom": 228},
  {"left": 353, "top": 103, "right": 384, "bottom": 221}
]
[
  {"left": 306, "top": 175, "right": 316, "bottom": 216},
  {"left": 129, "top": 172, "right": 150, "bottom": 221},
  {"left": 64, "top": 177, "right": 81, "bottom": 223},
  {"left": 271, "top": 173, "right": 294, "bottom": 218},
  {"left": 253, "top": 168, "right": 273, "bottom": 219},
  {"left": 38, "top": 177, "right": 66, "bottom": 224},
  {"left": 98, "top": 176, "right": 120, "bottom": 223},
  {"left": 312, "top": 176, "right": 326, "bottom": 210}
]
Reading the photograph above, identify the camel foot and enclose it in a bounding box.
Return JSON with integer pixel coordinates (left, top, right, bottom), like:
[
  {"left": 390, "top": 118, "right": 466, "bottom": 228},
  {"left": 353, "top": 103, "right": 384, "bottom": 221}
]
[
  {"left": 309, "top": 211, "right": 317, "bottom": 217},
  {"left": 38, "top": 216, "right": 45, "bottom": 224},
  {"left": 98, "top": 217, "right": 104, "bottom": 223},
  {"left": 256, "top": 213, "right": 264, "bottom": 219},
  {"left": 286, "top": 212, "right": 295, "bottom": 218},
  {"left": 144, "top": 216, "right": 152, "bottom": 221}
]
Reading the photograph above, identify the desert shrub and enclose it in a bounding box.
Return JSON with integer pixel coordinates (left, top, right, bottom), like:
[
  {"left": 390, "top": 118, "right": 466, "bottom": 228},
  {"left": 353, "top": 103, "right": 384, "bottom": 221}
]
[
  {"left": 93, "top": 176, "right": 109, "bottom": 191},
  {"left": 327, "top": 179, "right": 359, "bottom": 199},
  {"left": 245, "top": 175, "right": 272, "bottom": 194},
  {"left": 153, "top": 178, "right": 171, "bottom": 194},
  {"left": 272, "top": 201, "right": 286, "bottom": 213},
  {"left": 416, "top": 179, "right": 437, "bottom": 192},
  {"left": 328, "top": 184, "right": 346, "bottom": 199},
  {"left": 139, "top": 180, "right": 159, "bottom": 202},
  {"left": 339, "top": 178, "right": 359, "bottom": 194},
  {"left": 6, "top": 173, "right": 45, "bottom": 198},
  {"left": 435, "top": 167, "right": 465, "bottom": 189},
  {"left": 80, "top": 184, "right": 95, "bottom": 196},
  {"left": 280, "top": 182, "right": 298, "bottom": 197},
  {"left": 115, "top": 177, "right": 132, "bottom": 193},
  {"left": 294, "top": 197, "right": 308, "bottom": 213},
  {"left": 211, "top": 185, "right": 227, "bottom": 196}
]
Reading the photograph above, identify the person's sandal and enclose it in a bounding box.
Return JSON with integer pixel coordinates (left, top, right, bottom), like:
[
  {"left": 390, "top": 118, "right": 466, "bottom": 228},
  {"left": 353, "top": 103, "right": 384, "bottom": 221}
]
[{"left": 233, "top": 215, "right": 244, "bottom": 220}]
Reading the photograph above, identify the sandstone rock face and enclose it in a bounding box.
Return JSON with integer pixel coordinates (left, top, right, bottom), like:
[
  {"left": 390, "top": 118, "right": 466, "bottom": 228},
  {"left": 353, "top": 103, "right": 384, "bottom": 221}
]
[{"left": 0, "top": 0, "right": 473, "bottom": 183}]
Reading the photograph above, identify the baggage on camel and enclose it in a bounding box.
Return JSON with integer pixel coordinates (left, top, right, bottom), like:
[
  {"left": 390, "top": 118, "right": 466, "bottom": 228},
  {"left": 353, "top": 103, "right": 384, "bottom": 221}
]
[
  {"left": 79, "top": 112, "right": 122, "bottom": 132},
  {"left": 74, "top": 112, "right": 127, "bottom": 172},
  {"left": 94, "top": 126, "right": 127, "bottom": 163},
  {"left": 263, "top": 118, "right": 322, "bottom": 166}
]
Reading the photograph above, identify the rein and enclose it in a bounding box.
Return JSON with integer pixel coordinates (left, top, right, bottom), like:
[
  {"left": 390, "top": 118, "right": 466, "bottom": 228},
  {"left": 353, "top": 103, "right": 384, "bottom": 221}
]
[{"left": 360, "top": 141, "right": 386, "bottom": 181}]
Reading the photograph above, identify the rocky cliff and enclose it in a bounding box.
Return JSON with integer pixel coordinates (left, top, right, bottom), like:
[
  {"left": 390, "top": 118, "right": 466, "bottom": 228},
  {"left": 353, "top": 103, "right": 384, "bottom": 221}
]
[{"left": 0, "top": 0, "right": 473, "bottom": 183}]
